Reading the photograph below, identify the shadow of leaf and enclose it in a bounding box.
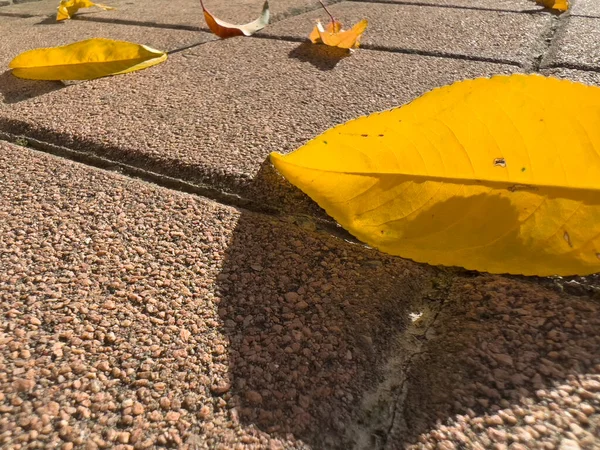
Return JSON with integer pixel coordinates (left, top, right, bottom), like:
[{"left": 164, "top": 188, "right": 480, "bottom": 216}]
[
  {"left": 288, "top": 42, "right": 351, "bottom": 71},
  {"left": 0, "top": 70, "right": 65, "bottom": 104},
  {"left": 221, "top": 165, "right": 600, "bottom": 447},
  {"left": 215, "top": 199, "right": 437, "bottom": 446}
]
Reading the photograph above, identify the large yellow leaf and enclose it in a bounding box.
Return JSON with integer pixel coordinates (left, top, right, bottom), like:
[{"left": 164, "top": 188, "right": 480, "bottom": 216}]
[
  {"left": 9, "top": 38, "right": 167, "bottom": 81},
  {"left": 56, "top": 0, "right": 115, "bottom": 21},
  {"left": 270, "top": 74, "right": 600, "bottom": 276}
]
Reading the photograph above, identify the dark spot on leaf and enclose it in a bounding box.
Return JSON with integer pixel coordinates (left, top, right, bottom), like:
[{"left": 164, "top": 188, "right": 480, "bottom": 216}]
[
  {"left": 563, "top": 231, "right": 573, "bottom": 248},
  {"left": 378, "top": 134, "right": 384, "bottom": 137},
  {"left": 380, "top": 230, "right": 384, "bottom": 235},
  {"left": 323, "top": 140, "right": 328, "bottom": 144},
  {"left": 521, "top": 167, "right": 526, "bottom": 172},
  {"left": 361, "top": 134, "right": 368, "bottom": 138}
]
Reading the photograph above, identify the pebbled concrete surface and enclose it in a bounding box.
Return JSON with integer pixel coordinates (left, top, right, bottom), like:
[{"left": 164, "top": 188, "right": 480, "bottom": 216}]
[
  {"left": 0, "top": 0, "right": 340, "bottom": 27},
  {"left": 260, "top": 1, "right": 552, "bottom": 66},
  {"left": 0, "top": 15, "right": 212, "bottom": 65},
  {"left": 0, "top": 38, "right": 518, "bottom": 216},
  {"left": 401, "top": 275, "right": 600, "bottom": 450},
  {"left": 350, "top": 0, "right": 540, "bottom": 12},
  {"left": 1, "top": 0, "right": 600, "bottom": 448},
  {"left": 542, "top": 68, "right": 600, "bottom": 87},
  {"left": 542, "top": 15, "right": 600, "bottom": 70},
  {"left": 570, "top": 0, "right": 600, "bottom": 17},
  {"left": 3, "top": 142, "right": 598, "bottom": 449},
  {"left": 0, "top": 140, "right": 436, "bottom": 449}
]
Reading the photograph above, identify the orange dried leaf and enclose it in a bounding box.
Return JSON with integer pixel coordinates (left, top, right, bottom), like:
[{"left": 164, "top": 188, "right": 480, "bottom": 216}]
[
  {"left": 56, "top": 0, "right": 114, "bottom": 21},
  {"left": 310, "top": 19, "right": 368, "bottom": 49},
  {"left": 201, "top": 0, "right": 269, "bottom": 39},
  {"left": 309, "top": 20, "right": 342, "bottom": 44},
  {"left": 535, "top": 0, "right": 569, "bottom": 11}
]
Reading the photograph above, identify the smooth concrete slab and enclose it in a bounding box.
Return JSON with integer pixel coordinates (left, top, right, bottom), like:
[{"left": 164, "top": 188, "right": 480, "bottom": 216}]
[
  {"left": 0, "top": 38, "right": 519, "bottom": 215},
  {"left": 542, "top": 16, "right": 600, "bottom": 71},
  {"left": 349, "top": 0, "right": 540, "bottom": 13},
  {"left": 260, "top": 1, "right": 552, "bottom": 66},
  {"left": 0, "top": 140, "right": 433, "bottom": 449}
]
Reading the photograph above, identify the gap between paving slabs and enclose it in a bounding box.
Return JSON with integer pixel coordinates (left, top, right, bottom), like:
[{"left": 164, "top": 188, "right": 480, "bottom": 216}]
[{"left": 540, "top": 14, "right": 600, "bottom": 73}]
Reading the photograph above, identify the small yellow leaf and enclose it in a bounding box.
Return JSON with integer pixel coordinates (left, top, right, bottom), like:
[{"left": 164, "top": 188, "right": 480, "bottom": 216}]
[
  {"left": 309, "top": 19, "right": 368, "bottom": 49},
  {"left": 535, "top": 0, "right": 569, "bottom": 11},
  {"left": 57, "top": 0, "right": 114, "bottom": 21},
  {"left": 9, "top": 38, "right": 167, "bottom": 81},
  {"left": 270, "top": 74, "right": 600, "bottom": 276},
  {"left": 201, "top": 0, "right": 269, "bottom": 39}
]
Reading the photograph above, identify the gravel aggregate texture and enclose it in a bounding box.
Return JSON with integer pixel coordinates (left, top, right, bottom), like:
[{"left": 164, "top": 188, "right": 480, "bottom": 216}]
[
  {"left": 541, "top": 68, "right": 600, "bottom": 87},
  {"left": 350, "top": 0, "right": 538, "bottom": 12},
  {"left": 401, "top": 275, "right": 600, "bottom": 450},
  {"left": 570, "top": 0, "right": 600, "bottom": 17},
  {"left": 0, "top": 141, "right": 436, "bottom": 449},
  {"left": 0, "top": 0, "right": 340, "bottom": 30},
  {"left": 542, "top": 16, "right": 600, "bottom": 70}
]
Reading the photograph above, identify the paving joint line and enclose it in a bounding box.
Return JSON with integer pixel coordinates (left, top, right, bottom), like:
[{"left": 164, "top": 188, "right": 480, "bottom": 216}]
[
  {"left": 542, "top": 61, "right": 600, "bottom": 75},
  {"left": 380, "top": 282, "right": 450, "bottom": 448},
  {"left": 250, "top": 33, "right": 524, "bottom": 66},
  {"left": 0, "top": 131, "right": 272, "bottom": 212},
  {"left": 0, "top": 131, "right": 361, "bottom": 245},
  {"left": 533, "top": 7, "right": 568, "bottom": 71}
]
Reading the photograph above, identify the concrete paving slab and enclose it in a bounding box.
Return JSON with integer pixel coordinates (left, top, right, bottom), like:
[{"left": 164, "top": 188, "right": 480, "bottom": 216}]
[
  {"left": 542, "top": 67, "right": 600, "bottom": 87},
  {"left": 542, "top": 16, "right": 600, "bottom": 71},
  {"left": 0, "top": 12, "right": 212, "bottom": 114},
  {"left": 0, "top": 0, "right": 338, "bottom": 26},
  {"left": 348, "top": 0, "right": 538, "bottom": 13},
  {"left": 398, "top": 275, "right": 600, "bottom": 450},
  {"left": 0, "top": 139, "right": 435, "bottom": 449},
  {"left": 260, "top": 1, "right": 552, "bottom": 66},
  {"left": 0, "top": 0, "right": 70, "bottom": 18},
  {"left": 0, "top": 15, "right": 213, "bottom": 65},
  {"left": 570, "top": 0, "right": 600, "bottom": 17},
  {"left": 79, "top": 0, "right": 342, "bottom": 28},
  {"left": 0, "top": 38, "right": 519, "bottom": 216}
]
